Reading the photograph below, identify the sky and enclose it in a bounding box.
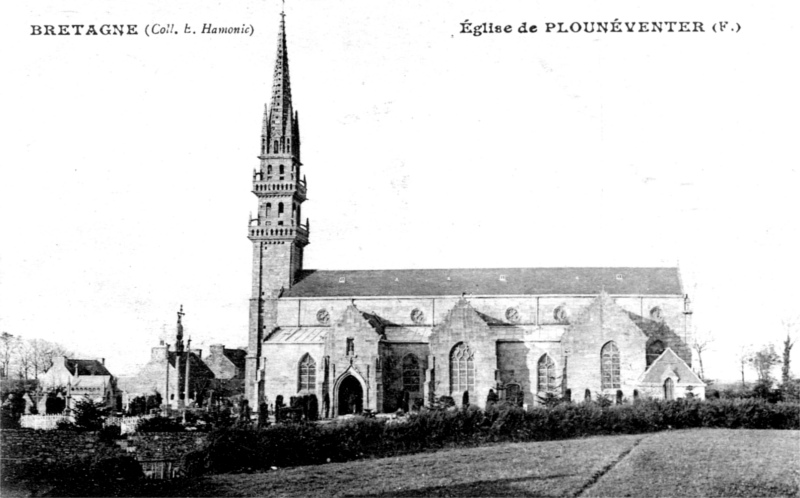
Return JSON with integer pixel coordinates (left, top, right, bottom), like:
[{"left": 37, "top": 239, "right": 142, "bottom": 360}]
[{"left": 2, "top": 0, "right": 798, "bottom": 382}]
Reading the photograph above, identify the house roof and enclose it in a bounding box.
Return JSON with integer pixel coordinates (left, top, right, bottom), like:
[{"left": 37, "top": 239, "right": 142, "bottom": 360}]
[
  {"left": 283, "top": 267, "right": 683, "bottom": 298},
  {"left": 65, "top": 359, "right": 111, "bottom": 377},
  {"left": 167, "top": 352, "right": 215, "bottom": 377},
  {"left": 72, "top": 376, "right": 110, "bottom": 388},
  {"left": 222, "top": 348, "right": 247, "bottom": 371},
  {"left": 638, "top": 348, "right": 704, "bottom": 385}
]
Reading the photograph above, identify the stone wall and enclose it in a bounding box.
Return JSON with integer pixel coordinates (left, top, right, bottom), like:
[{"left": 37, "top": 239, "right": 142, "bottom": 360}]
[
  {"left": 562, "top": 294, "right": 648, "bottom": 401},
  {"left": 0, "top": 430, "right": 208, "bottom": 471},
  {"left": 121, "top": 432, "right": 208, "bottom": 462},
  {"left": 1, "top": 429, "right": 125, "bottom": 464},
  {"left": 496, "top": 341, "right": 562, "bottom": 406},
  {"left": 428, "top": 299, "right": 497, "bottom": 408},
  {"left": 275, "top": 295, "right": 685, "bottom": 332}
]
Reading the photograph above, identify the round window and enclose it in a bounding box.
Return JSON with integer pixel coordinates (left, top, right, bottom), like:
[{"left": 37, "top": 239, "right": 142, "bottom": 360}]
[
  {"left": 650, "top": 306, "right": 663, "bottom": 321},
  {"left": 554, "top": 305, "right": 568, "bottom": 323},
  {"left": 410, "top": 308, "right": 425, "bottom": 324},
  {"left": 505, "top": 307, "right": 520, "bottom": 323},
  {"left": 316, "top": 309, "right": 330, "bottom": 325}
]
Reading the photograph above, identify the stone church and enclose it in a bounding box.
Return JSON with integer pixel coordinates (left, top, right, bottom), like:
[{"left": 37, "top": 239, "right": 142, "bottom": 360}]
[{"left": 244, "top": 14, "right": 705, "bottom": 416}]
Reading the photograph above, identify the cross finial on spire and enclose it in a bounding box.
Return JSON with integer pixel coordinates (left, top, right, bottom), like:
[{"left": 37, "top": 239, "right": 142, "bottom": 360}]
[{"left": 281, "top": 0, "right": 285, "bottom": 18}]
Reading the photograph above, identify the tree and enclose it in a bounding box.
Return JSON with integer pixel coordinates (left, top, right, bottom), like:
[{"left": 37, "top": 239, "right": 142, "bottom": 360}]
[
  {"left": 738, "top": 345, "right": 754, "bottom": 388},
  {"left": 749, "top": 344, "right": 781, "bottom": 385},
  {"left": 781, "top": 318, "right": 797, "bottom": 386},
  {"left": 72, "top": 399, "right": 107, "bottom": 430},
  {"left": 16, "top": 338, "right": 72, "bottom": 380},
  {"left": 0, "top": 332, "right": 20, "bottom": 379},
  {"left": 692, "top": 330, "right": 714, "bottom": 381}
]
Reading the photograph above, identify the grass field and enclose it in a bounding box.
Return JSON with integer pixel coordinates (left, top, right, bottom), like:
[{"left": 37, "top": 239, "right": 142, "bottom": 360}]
[{"left": 156, "top": 429, "right": 800, "bottom": 497}]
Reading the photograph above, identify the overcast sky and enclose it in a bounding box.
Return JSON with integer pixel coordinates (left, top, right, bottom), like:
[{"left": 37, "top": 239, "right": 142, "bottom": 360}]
[{"left": 2, "top": 0, "right": 798, "bottom": 382}]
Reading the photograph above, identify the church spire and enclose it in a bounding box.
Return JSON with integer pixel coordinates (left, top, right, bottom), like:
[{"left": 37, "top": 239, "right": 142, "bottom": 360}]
[{"left": 262, "top": 11, "right": 298, "bottom": 160}]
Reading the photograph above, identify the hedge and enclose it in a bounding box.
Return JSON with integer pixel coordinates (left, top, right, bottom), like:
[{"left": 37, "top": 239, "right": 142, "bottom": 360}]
[{"left": 185, "top": 398, "right": 800, "bottom": 475}]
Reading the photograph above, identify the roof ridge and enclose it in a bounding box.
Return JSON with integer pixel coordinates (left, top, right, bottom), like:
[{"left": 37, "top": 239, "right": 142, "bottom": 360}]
[{"left": 300, "top": 266, "right": 679, "bottom": 272}]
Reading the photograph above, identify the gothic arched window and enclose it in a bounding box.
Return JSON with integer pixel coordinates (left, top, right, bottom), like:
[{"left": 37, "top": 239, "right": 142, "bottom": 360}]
[
  {"left": 601, "top": 341, "right": 621, "bottom": 389},
  {"left": 664, "top": 378, "right": 674, "bottom": 400},
  {"left": 646, "top": 340, "right": 665, "bottom": 367},
  {"left": 298, "top": 354, "right": 316, "bottom": 392},
  {"left": 537, "top": 354, "right": 557, "bottom": 393},
  {"left": 267, "top": 165, "right": 273, "bottom": 175},
  {"left": 273, "top": 140, "right": 279, "bottom": 153},
  {"left": 278, "top": 203, "right": 284, "bottom": 216},
  {"left": 449, "top": 343, "right": 475, "bottom": 395},
  {"left": 279, "top": 164, "right": 285, "bottom": 175},
  {"left": 402, "top": 354, "right": 421, "bottom": 392},
  {"left": 265, "top": 203, "right": 272, "bottom": 218}
]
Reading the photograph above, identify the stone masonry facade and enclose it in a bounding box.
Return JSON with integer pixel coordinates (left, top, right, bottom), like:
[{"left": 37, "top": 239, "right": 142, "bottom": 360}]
[{"left": 244, "top": 14, "right": 705, "bottom": 416}]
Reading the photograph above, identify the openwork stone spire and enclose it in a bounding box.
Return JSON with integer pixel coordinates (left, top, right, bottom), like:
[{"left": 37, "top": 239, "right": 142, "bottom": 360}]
[{"left": 261, "top": 12, "right": 299, "bottom": 160}]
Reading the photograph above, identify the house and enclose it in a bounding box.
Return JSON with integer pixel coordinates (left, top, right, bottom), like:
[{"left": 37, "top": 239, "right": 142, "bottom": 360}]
[{"left": 39, "top": 357, "right": 117, "bottom": 409}]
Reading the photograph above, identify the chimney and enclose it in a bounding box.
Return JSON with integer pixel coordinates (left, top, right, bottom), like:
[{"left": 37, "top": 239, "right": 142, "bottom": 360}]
[
  {"left": 151, "top": 345, "right": 169, "bottom": 361},
  {"left": 98, "top": 358, "right": 105, "bottom": 365},
  {"left": 191, "top": 348, "right": 202, "bottom": 359}
]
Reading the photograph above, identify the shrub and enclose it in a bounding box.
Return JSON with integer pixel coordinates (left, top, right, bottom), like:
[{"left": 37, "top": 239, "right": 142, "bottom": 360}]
[
  {"left": 1, "top": 405, "right": 20, "bottom": 429},
  {"left": 99, "top": 424, "right": 122, "bottom": 442},
  {"left": 137, "top": 416, "right": 185, "bottom": 432},
  {"left": 2, "top": 455, "right": 142, "bottom": 497},
  {"left": 73, "top": 399, "right": 106, "bottom": 430},
  {"left": 92, "top": 456, "right": 143, "bottom": 483},
  {"left": 185, "top": 398, "right": 800, "bottom": 476},
  {"left": 56, "top": 418, "right": 78, "bottom": 430}
]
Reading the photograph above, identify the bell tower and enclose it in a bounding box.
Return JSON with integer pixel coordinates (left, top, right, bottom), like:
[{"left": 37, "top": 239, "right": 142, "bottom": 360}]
[{"left": 246, "top": 11, "right": 309, "bottom": 407}]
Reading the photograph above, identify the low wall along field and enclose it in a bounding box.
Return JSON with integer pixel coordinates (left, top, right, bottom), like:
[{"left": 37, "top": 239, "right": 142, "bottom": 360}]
[{"left": 0, "top": 429, "right": 208, "bottom": 476}]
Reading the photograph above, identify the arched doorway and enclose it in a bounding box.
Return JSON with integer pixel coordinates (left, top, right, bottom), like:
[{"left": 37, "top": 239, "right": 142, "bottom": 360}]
[
  {"left": 338, "top": 376, "right": 363, "bottom": 415},
  {"left": 664, "top": 378, "right": 674, "bottom": 401}
]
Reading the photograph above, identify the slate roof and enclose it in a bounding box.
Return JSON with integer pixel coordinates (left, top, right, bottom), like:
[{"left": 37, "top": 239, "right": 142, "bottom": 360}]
[
  {"left": 222, "top": 348, "right": 247, "bottom": 371},
  {"left": 639, "top": 348, "right": 704, "bottom": 385},
  {"left": 65, "top": 359, "right": 112, "bottom": 376},
  {"left": 167, "top": 352, "right": 215, "bottom": 377},
  {"left": 264, "top": 327, "right": 329, "bottom": 344},
  {"left": 625, "top": 311, "right": 693, "bottom": 365},
  {"left": 284, "top": 267, "right": 683, "bottom": 298}
]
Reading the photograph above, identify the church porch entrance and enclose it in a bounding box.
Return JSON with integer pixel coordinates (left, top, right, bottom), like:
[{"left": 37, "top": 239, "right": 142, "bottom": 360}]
[{"left": 337, "top": 375, "right": 363, "bottom": 415}]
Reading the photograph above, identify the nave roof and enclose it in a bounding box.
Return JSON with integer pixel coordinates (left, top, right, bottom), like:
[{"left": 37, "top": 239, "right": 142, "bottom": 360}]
[{"left": 284, "top": 267, "right": 683, "bottom": 298}]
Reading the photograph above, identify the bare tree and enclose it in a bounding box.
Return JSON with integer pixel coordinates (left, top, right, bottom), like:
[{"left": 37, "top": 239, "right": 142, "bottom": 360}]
[
  {"left": 16, "top": 341, "right": 34, "bottom": 379},
  {"left": 738, "top": 344, "right": 753, "bottom": 388},
  {"left": 692, "top": 330, "right": 714, "bottom": 381},
  {"left": 16, "top": 338, "right": 73, "bottom": 380},
  {"left": 0, "top": 332, "right": 20, "bottom": 378}
]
